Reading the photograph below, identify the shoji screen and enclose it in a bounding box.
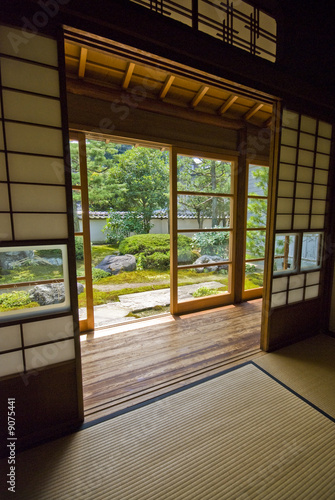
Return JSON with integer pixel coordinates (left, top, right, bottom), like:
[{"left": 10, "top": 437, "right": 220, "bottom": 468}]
[
  {"left": 262, "top": 108, "right": 332, "bottom": 349},
  {"left": 0, "top": 24, "right": 82, "bottom": 448}
]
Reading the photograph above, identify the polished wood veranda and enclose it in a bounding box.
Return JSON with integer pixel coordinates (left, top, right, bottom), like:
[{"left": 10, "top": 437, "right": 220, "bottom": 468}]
[{"left": 81, "top": 299, "right": 264, "bottom": 421}]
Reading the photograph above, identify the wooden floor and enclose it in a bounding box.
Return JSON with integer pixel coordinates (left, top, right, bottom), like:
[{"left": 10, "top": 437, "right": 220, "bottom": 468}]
[{"left": 80, "top": 299, "right": 264, "bottom": 421}]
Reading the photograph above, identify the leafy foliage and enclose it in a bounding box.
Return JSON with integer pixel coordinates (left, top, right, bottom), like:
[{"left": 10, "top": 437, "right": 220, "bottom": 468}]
[
  {"left": 103, "top": 210, "right": 149, "bottom": 244},
  {"left": 191, "top": 230, "right": 229, "bottom": 257},
  {"left": 192, "top": 286, "right": 220, "bottom": 297},
  {"left": 0, "top": 291, "right": 39, "bottom": 312},
  {"left": 91, "top": 268, "right": 110, "bottom": 283}
]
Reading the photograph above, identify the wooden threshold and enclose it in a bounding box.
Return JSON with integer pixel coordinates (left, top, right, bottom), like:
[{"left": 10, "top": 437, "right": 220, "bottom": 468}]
[{"left": 81, "top": 299, "right": 263, "bottom": 422}]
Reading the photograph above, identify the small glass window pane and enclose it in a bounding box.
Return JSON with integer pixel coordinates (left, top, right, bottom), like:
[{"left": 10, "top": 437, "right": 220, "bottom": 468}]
[
  {"left": 70, "top": 140, "right": 81, "bottom": 186},
  {"left": 177, "top": 155, "right": 232, "bottom": 194},
  {"left": 245, "top": 260, "right": 264, "bottom": 290},
  {"left": 301, "top": 233, "right": 322, "bottom": 270},
  {"left": 246, "top": 230, "right": 266, "bottom": 259},
  {"left": 177, "top": 195, "right": 231, "bottom": 229},
  {"left": 274, "top": 234, "right": 297, "bottom": 273},
  {"left": 185, "top": 231, "right": 230, "bottom": 261},
  {"left": 247, "top": 199, "right": 267, "bottom": 228},
  {"left": 248, "top": 166, "right": 268, "bottom": 196}
]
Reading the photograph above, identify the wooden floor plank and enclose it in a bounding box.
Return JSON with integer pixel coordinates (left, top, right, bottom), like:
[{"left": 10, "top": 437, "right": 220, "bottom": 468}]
[{"left": 81, "top": 300, "right": 262, "bottom": 419}]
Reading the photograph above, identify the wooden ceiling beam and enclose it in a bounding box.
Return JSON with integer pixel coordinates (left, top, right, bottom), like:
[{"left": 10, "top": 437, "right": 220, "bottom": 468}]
[
  {"left": 122, "top": 62, "right": 135, "bottom": 89},
  {"left": 66, "top": 78, "right": 246, "bottom": 130},
  {"left": 263, "top": 116, "right": 272, "bottom": 128},
  {"left": 244, "top": 103, "right": 264, "bottom": 121},
  {"left": 159, "top": 75, "right": 175, "bottom": 99},
  {"left": 218, "top": 95, "right": 238, "bottom": 115},
  {"left": 78, "top": 47, "right": 88, "bottom": 79},
  {"left": 191, "top": 85, "right": 209, "bottom": 108}
]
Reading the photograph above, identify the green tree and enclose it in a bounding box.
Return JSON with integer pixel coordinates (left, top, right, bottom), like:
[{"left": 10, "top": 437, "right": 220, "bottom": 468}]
[
  {"left": 246, "top": 166, "right": 269, "bottom": 258},
  {"left": 70, "top": 140, "right": 126, "bottom": 211},
  {"left": 111, "top": 147, "right": 169, "bottom": 233},
  {"left": 177, "top": 156, "right": 231, "bottom": 228}
]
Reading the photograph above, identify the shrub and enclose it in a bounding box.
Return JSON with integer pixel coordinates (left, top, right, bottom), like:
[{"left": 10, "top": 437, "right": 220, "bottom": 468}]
[
  {"left": 119, "top": 234, "right": 170, "bottom": 256},
  {"left": 192, "top": 286, "right": 219, "bottom": 298},
  {"left": 192, "top": 230, "right": 229, "bottom": 257},
  {"left": 0, "top": 291, "right": 38, "bottom": 312},
  {"left": 140, "top": 251, "right": 170, "bottom": 270},
  {"left": 75, "top": 236, "right": 84, "bottom": 260},
  {"left": 103, "top": 210, "right": 149, "bottom": 245},
  {"left": 91, "top": 268, "right": 110, "bottom": 282}
]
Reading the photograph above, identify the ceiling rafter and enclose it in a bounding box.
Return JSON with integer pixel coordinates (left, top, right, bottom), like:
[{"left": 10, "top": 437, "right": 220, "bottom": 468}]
[
  {"left": 244, "top": 103, "right": 264, "bottom": 121},
  {"left": 78, "top": 47, "right": 88, "bottom": 78},
  {"left": 218, "top": 95, "right": 238, "bottom": 115},
  {"left": 122, "top": 62, "right": 135, "bottom": 89},
  {"left": 191, "top": 85, "right": 209, "bottom": 108},
  {"left": 159, "top": 75, "right": 175, "bottom": 99}
]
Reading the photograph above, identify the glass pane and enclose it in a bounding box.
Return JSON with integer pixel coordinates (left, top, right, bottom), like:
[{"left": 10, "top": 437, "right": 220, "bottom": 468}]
[
  {"left": 247, "top": 198, "right": 267, "bottom": 228},
  {"left": 245, "top": 260, "right": 265, "bottom": 290},
  {"left": 72, "top": 191, "right": 82, "bottom": 233},
  {"left": 177, "top": 195, "right": 231, "bottom": 229},
  {"left": 70, "top": 140, "right": 81, "bottom": 185},
  {"left": 75, "top": 235, "right": 85, "bottom": 277},
  {"left": 180, "top": 230, "right": 230, "bottom": 263},
  {"left": 177, "top": 264, "right": 230, "bottom": 303},
  {"left": 248, "top": 165, "right": 269, "bottom": 196},
  {"left": 177, "top": 155, "right": 232, "bottom": 194},
  {"left": 245, "top": 230, "right": 266, "bottom": 259},
  {"left": 273, "top": 234, "right": 297, "bottom": 273},
  {"left": 0, "top": 245, "right": 69, "bottom": 319},
  {"left": 301, "top": 233, "right": 322, "bottom": 270}
]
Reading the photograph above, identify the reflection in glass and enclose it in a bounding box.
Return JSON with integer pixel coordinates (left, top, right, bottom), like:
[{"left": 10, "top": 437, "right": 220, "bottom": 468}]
[
  {"left": 301, "top": 233, "right": 322, "bottom": 270},
  {"left": 247, "top": 199, "right": 267, "bottom": 228},
  {"left": 245, "top": 231, "right": 266, "bottom": 259},
  {"left": 177, "top": 155, "right": 232, "bottom": 194},
  {"left": 248, "top": 166, "right": 269, "bottom": 196},
  {"left": 245, "top": 260, "right": 265, "bottom": 290},
  {"left": 273, "top": 234, "right": 297, "bottom": 272},
  {"left": 177, "top": 195, "right": 231, "bottom": 229}
]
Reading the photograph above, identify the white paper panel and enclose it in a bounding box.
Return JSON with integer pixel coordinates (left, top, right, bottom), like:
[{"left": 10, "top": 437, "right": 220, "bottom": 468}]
[
  {"left": 11, "top": 184, "right": 67, "bottom": 212},
  {"left": 0, "top": 58, "right": 60, "bottom": 97},
  {"left": 310, "top": 215, "right": 325, "bottom": 229},
  {"left": 25, "top": 339, "right": 75, "bottom": 370},
  {"left": 0, "top": 325, "right": 21, "bottom": 352},
  {"left": 289, "top": 274, "right": 305, "bottom": 289},
  {"left": 312, "top": 200, "right": 326, "bottom": 215},
  {"left": 295, "top": 183, "right": 311, "bottom": 198},
  {"left": 0, "top": 351, "right": 24, "bottom": 377},
  {"left": 294, "top": 199, "right": 310, "bottom": 214},
  {"left": 5, "top": 122, "right": 63, "bottom": 156},
  {"left": 277, "top": 198, "right": 293, "bottom": 214},
  {"left": 299, "top": 133, "right": 315, "bottom": 151},
  {"left": 314, "top": 169, "right": 328, "bottom": 185},
  {"left": 293, "top": 215, "right": 309, "bottom": 229},
  {"left": 288, "top": 288, "right": 304, "bottom": 303},
  {"left": 318, "top": 121, "right": 332, "bottom": 139},
  {"left": 276, "top": 214, "right": 292, "bottom": 230},
  {"left": 0, "top": 153, "right": 6, "bottom": 181},
  {"left": 277, "top": 180, "right": 294, "bottom": 197},
  {"left": 297, "top": 166, "right": 313, "bottom": 183},
  {"left": 305, "top": 285, "right": 319, "bottom": 300},
  {"left": 298, "top": 149, "right": 314, "bottom": 167},
  {"left": 2, "top": 90, "right": 62, "bottom": 127},
  {"left": 8, "top": 154, "right": 65, "bottom": 185},
  {"left": 279, "top": 163, "right": 296, "bottom": 181},
  {"left": 13, "top": 214, "right": 68, "bottom": 239},
  {"left": 317, "top": 137, "right": 331, "bottom": 155},
  {"left": 315, "top": 153, "right": 330, "bottom": 170},
  {"left": 280, "top": 146, "right": 296, "bottom": 163},
  {"left": 282, "top": 110, "right": 299, "bottom": 129},
  {"left": 0, "top": 183, "right": 9, "bottom": 211},
  {"left": 0, "top": 213, "right": 12, "bottom": 240},
  {"left": 306, "top": 271, "right": 320, "bottom": 286},
  {"left": 272, "top": 276, "right": 288, "bottom": 293},
  {"left": 300, "top": 115, "right": 317, "bottom": 134},
  {"left": 271, "top": 292, "right": 287, "bottom": 308},
  {"left": 0, "top": 26, "right": 58, "bottom": 66},
  {"left": 23, "top": 315, "right": 74, "bottom": 347},
  {"left": 281, "top": 128, "right": 298, "bottom": 147},
  {"left": 313, "top": 185, "right": 328, "bottom": 199}
]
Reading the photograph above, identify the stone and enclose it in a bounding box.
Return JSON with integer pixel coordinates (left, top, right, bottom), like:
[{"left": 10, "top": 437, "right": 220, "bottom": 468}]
[
  {"left": 29, "top": 282, "right": 84, "bottom": 306},
  {"left": 0, "top": 250, "right": 34, "bottom": 270},
  {"left": 193, "top": 255, "right": 228, "bottom": 273},
  {"left": 95, "top": 254, "right": 136, "bottom": 275}
]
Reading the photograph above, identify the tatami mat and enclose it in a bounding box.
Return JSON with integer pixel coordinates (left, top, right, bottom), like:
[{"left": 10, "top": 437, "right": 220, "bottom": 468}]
[
  {"left": 1, "top": 362, "right": 335, "bottom": 499},
  {"left": 255, "top": 333, "right": 335, "bottom": 419}
]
